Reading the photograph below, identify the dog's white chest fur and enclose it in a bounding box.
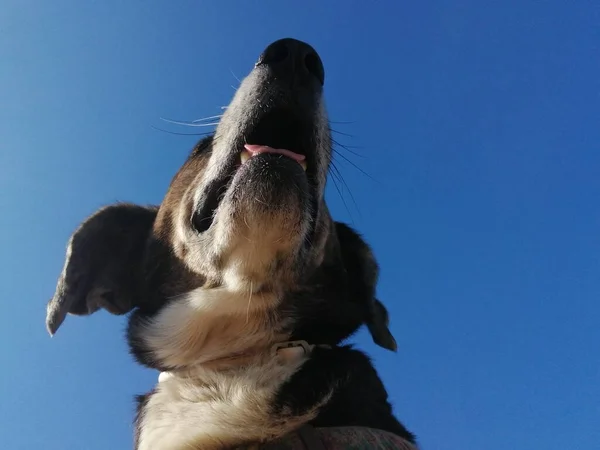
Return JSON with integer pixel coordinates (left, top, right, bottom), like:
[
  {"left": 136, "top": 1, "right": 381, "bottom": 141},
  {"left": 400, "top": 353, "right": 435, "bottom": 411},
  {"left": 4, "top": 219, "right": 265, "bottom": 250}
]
[
  {"left": 137, "top": 357, "right": 324, "bottom": 450},
  {"left": 140, "top": 285, "right": 286, "bottom": 370}
]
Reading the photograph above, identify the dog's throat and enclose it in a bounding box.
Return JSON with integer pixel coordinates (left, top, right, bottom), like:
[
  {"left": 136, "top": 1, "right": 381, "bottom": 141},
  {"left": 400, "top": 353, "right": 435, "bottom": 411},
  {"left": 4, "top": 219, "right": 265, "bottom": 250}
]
[{"left": 158, "top": 340, "right": 331, "bottom": 379}]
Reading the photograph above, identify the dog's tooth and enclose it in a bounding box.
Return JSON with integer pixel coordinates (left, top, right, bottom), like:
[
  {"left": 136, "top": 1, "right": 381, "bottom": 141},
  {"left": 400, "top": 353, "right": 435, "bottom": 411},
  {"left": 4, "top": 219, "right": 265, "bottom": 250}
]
[
  {"left": 240, "top": 150, "right": 251, "bottom": 164},
  {"left": 299, "top": 160, "right": 307, "bottom": 171}
]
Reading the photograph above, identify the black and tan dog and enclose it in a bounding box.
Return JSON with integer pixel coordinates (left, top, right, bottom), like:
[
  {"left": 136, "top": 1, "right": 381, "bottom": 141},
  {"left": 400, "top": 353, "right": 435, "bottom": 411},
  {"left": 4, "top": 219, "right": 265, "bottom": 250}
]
[{"left": 46, "top": 38, "right": 416, "bottom": 450}]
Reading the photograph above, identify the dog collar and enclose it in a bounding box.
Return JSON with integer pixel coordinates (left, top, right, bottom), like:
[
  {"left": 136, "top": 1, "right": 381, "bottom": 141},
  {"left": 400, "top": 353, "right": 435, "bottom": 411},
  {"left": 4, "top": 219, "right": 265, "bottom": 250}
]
[
  {"left": 270, "top": 340, "right": 331, "bottom": 357},
  {"left": 270, "top": 340, "right": 331, "bottom": 364},
  {"left": 158, "top": 340, "right": 331, "bottom": 383}
]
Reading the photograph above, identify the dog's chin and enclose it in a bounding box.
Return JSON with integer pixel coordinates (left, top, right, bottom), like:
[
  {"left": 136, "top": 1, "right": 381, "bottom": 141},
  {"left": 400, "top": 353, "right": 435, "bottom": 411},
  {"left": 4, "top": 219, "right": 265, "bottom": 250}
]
[
  {"left": 229, "top": 153, "right": 309, "bottom": 215},
  {"left": 204, "top": 154, "right": 312, "bottom": 291}
]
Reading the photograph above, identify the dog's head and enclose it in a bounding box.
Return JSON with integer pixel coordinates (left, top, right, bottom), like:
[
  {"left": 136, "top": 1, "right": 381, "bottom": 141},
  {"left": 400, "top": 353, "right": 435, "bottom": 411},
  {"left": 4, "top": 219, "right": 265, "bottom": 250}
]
[{"left": 46, "top": 39, "right": 397, "bottom": 371}]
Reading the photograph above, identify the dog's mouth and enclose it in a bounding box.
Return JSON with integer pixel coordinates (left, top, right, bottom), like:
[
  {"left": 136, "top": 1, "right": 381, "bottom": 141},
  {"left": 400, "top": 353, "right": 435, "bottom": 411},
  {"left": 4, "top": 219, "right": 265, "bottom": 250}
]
[
  {"left": 241, "top": 145, "right": 306, "bottom": 171},
  {"left": 192, "top": 108, "right": 316, "bottom": 234}
]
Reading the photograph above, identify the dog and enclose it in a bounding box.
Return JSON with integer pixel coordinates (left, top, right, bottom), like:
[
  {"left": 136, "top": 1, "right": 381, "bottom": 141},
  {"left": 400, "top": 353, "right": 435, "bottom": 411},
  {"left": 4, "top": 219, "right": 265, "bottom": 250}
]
[{"left": 45, "top": 38, "right": 417, "bottom": 449}]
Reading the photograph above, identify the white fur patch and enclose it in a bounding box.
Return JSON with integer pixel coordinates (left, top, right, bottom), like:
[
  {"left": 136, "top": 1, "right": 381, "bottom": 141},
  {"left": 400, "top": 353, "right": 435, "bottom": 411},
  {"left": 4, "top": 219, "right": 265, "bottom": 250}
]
[
  {"left": 141, "top": 287, "right": 284, "bottom": 369},
  {"left": 137, "top": 357, "right": 333, "bottom": 450}
]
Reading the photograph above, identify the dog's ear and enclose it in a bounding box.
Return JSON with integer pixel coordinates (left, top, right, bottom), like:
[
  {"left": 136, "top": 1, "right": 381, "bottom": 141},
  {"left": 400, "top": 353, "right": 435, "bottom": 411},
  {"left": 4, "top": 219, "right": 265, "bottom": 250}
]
[
  {"left": 46, "top": 203, "right": 158, "bottom": 336},
  {"left": 335, "top": 222, "right": 398, "bottom": 352},
  {"left": 367, "top": 298, "right": 397, "bottom": 352}
]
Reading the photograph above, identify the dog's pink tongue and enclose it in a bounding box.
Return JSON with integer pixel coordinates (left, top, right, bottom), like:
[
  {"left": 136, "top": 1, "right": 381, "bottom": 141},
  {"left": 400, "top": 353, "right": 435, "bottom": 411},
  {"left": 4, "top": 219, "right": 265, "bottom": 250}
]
[{"left": 244, "top": 144, "right": 306, "bottom": 162}]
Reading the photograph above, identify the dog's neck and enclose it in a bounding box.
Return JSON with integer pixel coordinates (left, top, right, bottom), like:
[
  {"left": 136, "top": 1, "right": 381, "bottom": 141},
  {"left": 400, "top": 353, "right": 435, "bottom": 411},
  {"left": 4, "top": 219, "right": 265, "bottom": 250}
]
[
  {"left": 159, "top": 340, "right": 331, "bottom": 380},
  {"left": 140, "top": 285, "right": 330, "bottom": 371}
]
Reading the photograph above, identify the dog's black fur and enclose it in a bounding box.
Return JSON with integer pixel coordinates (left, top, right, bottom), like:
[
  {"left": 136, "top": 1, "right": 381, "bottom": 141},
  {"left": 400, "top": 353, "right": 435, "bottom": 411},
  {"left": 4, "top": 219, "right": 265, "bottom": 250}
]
[{"left": 46, "top": 38, "right": 416, "bottom": 449}]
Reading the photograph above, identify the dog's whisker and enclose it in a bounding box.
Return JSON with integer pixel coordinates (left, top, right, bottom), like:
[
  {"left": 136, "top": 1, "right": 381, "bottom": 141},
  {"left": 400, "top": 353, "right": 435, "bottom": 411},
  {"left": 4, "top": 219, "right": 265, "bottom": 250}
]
[
  {"left": 330, "top": 162, "right": 361, "bottom": 222},
  {"left": 242, "top": 216, "right": 254, "bottom": 243},
  {"left": 333, "top": 141, "right": 363, "bottom": 150},
  {"left": 332, "top": 152, "right": 380, "bottom": 185},
  {"left": 330, "top": 162, "right": 357, "bottom": 203},
  {"left": 192, "top": 114, "right": 224, "bottom": 123},
  {"left": 246, "top": 281, "right": 253, "bottom": 324},
  {"left": 329, "top": 128, "right": 355, "bottom": 138},
  {"left": 332, "top": 139, "right": 366, "bottom": 158},
  {"left": 230, "top": 69, "right": 242, "bottom": 84},
  {"left": 164, "top": 291, "right": 189, "bottom": 303},
  {"left": 329, "top": 167, "right": 355, "bottom": 223},
  {"left": 150, "top": 125, "right": 214, "bottom": 137},
  {"left": 160, "top": 117, "right": 220, "bottom": 127},
  {"left": 253, "top": 197, "right": 270, "bottom": 206}
]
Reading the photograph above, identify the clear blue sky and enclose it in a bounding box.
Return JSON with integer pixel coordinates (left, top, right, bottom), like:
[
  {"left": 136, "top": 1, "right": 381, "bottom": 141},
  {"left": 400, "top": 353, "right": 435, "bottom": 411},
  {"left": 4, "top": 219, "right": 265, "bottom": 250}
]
[{"left": 1, "top": 1, "right": 598, "bottom": 449}]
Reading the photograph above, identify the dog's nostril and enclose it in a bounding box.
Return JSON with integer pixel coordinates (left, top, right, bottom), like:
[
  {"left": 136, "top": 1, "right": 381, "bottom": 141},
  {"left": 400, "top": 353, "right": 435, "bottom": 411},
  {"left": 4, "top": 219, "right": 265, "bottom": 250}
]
[
  {"left": 304, "top": 51, "right": 324, "bottom": 85},
  {"left": 257, "top": 40, "right": 289, "bottom": 66},
  {"left": 257, "top": 39, "right": 325, "bottom": 86}
]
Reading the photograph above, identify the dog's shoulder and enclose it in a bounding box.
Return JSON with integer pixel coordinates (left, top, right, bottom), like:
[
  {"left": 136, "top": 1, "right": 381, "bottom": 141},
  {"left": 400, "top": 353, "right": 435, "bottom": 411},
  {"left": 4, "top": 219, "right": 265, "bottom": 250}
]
[
  {"left": 135, "top": 345, "right": 415, "bottom": 449},
  {"left": 276, "top": 345, "right": 416, "bottom": 443}
]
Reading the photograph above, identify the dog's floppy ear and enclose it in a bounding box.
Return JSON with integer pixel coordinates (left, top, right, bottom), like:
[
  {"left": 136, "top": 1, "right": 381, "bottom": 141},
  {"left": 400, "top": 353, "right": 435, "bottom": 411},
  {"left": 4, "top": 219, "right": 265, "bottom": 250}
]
[
  {"left": 335, "top": 222, "right": 398, "bottom": 352},
  {"left": 367, "top": 298, "right": 397, "bottom": 352},
  {"left": 46, "top": 203, "right": 158, "bottom": 336}
]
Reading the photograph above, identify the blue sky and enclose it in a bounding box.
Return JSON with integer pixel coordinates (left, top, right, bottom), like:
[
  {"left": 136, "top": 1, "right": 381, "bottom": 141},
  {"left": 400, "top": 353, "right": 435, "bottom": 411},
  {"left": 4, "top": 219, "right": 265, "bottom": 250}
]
[{"left": 1, "top": 1, "right": 599, "bottom": 449}]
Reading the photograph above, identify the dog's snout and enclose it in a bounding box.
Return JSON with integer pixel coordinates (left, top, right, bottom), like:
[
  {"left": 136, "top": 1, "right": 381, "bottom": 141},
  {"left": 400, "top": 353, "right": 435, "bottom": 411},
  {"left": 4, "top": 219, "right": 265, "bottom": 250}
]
[{"left": 257, "top": 38, "right": 325, "bottom": 86}]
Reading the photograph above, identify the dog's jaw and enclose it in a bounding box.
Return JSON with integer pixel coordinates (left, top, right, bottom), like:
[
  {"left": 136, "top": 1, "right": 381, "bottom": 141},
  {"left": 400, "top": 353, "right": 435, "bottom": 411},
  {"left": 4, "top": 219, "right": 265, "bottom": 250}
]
[{"left": 171, "top": 51, "right": 331, "bottom": 299}]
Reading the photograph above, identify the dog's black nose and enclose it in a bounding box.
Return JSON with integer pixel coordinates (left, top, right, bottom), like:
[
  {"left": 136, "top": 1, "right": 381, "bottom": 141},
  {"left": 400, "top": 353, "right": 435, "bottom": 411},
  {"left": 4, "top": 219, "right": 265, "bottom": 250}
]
[{"left": 257, "top": 38, "right": 325, "bottom": 86}]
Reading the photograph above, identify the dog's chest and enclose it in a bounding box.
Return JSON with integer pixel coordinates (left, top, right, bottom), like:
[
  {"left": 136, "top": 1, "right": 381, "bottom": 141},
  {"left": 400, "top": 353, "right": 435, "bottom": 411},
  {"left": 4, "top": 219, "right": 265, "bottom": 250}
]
[
  {"left": 137, "top": 358, "right": 309, "bottom": 450},
  {"left": 140, "top": 287, "right": 285, "bottom": 369}
]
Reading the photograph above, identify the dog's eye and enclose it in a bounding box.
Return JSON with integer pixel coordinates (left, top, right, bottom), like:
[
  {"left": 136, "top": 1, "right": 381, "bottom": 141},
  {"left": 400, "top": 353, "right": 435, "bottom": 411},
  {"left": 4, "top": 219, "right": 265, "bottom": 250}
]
[
  {"left": 191, "top": 177, "right": 228, "bottom": 234},
  {"left": 191, "top": 200, "right": 217, "bottom": 234},
  {"left": 192, "top": 213, "right": 212, "bottom": 234}
]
